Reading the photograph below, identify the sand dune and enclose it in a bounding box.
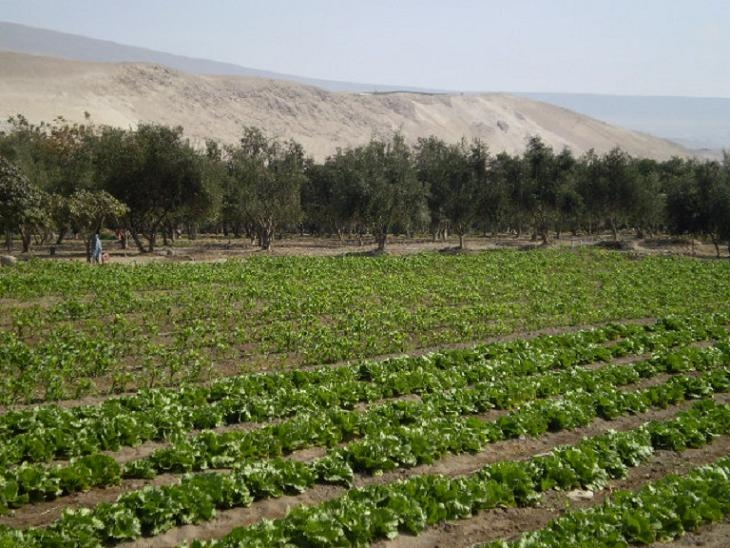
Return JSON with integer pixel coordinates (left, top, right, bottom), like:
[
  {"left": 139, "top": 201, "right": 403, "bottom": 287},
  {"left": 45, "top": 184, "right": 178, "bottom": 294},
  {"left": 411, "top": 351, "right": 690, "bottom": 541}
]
[{"left": 0, "top": 51, "right": 689, "bottom": 160}]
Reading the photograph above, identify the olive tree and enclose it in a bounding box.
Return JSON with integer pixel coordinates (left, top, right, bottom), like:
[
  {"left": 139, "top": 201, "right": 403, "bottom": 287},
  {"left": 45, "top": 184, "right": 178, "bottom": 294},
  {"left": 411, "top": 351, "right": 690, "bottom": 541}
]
[
  {"left": 95, "top": 124, "right": 208, "bottom": 252},
  {"left": 227, "top": 128, "right": 307, "bottom": 250},
  {"left": 0, "top": 155, "right": 49, "bottom": 252},
  {"left": 416, "top": 137, "right": 489, "bottom": 249},
  {"left": 349, "top": 135, "right": 427, "bottom": 251},
  {"left": 66, "top": 189, "right": 129, "bottom": 260}
]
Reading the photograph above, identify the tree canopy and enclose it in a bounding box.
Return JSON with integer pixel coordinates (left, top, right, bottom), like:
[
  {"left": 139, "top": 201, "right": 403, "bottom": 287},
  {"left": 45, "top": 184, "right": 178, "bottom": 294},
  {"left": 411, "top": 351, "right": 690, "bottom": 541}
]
[{"left": 1, "top": 115, "right": 730, "bottom": 256}]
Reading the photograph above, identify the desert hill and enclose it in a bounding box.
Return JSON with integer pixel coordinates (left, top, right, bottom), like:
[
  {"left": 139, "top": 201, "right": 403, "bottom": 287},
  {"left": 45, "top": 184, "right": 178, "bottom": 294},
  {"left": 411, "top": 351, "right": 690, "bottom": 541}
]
[
  {"left": 0, "top": 20, "right": 441, "bottom": 93},
  {"left": 0, "top": 51, "right": 690, "bottom": 160}
]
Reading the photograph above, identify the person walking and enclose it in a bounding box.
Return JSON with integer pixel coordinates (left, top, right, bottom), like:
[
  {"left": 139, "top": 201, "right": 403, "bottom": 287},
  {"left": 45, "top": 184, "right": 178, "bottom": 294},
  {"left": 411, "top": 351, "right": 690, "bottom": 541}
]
[{"left": 91, "top": 231, "right": 103, "bottom": 264}]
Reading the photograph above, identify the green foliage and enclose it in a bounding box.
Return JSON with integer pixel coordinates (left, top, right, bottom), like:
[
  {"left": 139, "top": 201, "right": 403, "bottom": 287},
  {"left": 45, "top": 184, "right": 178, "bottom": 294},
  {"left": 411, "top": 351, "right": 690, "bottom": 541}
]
[
  {"left": 1, "top": 251, "right": 729, "bottom": 404},
  {"left": 415, "top": 136, "right": 489, "bottom": 247},
  {"left": 665, "top": 157, "right": 730, "bottom": 255},
  {"left": 66, "top": 189, "right": 128, "bottom": 233},
  {"left": 0, "top": 310, "right": 728, "bottom": 544},
  {"left": 225, "top": 127, "right": 307, "bottom": 249},
  {"left": 183, "top": 400, "right": 730, "bottom": 547},
  {"left": 487, "top": 454, "right": 730, "bottom": 547},
  {"left": 94, "top": 124, "right": 208, "bottom": 252},
  {"left": 0, "top": 313, "right": 720, "bottom": 517},
  {"left": 2, "top": 114, "right": 730, "bottom": 248},
  {"left": 0, "top": 155, "right": 49, "bottom": 251},
  {"left": 318, "top": 134, "right": 428, "bottom": 250}
]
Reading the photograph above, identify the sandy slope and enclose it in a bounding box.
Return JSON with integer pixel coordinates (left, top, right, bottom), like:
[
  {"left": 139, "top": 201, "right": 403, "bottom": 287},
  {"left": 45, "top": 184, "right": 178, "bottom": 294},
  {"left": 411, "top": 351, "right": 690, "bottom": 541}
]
[{"left": 0, "top": 51, "right": 689, "bottom": 160}]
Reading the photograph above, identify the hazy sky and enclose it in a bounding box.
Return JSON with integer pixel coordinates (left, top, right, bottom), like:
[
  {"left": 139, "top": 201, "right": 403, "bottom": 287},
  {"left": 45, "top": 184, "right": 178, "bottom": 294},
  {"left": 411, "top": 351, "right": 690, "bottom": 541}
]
[{"left": 1, "top": 0, "right": 728, "bottom": 97}]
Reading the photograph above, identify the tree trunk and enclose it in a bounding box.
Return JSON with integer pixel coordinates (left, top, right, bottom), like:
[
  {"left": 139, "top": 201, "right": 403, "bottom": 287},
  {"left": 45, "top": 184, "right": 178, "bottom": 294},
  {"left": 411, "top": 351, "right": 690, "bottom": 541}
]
[
  {"left": 540, "top": 229, "right": 550, "bottom": 245},
  {"left": 86, "top": 233, "right": 93, "bottom": 262},
  {"left": 21, "top": 234, "right": 31, "bottom": 253},
  {"left": 610, "top": 218, "right": 618, "bottom": 241},
  {"left": 4, "top": 230, "right": 11, "bottom": 252},
  {"left": 188, "top": 223, "right": 198, "bottom": 240},
  {"left": 20, "top": 227, "right": 31, "bottom": 253},
  {"left": 131, "top": 232, "right": 146, "bottom": 253},
  {"left": 245, "top": 224, "right": 256, "bottom": 243},
  {"left": 147, "top": 232, "right": 156, "bottom": 253},
  {"left": 712, "top": 236, "right": 721, "bottom": 258},
  {"left": 259, "top": 220, "right": 274, "bottom": 250},
  {"left": 458, "top": 232, "right": 465, "bottom": 249},
  {"left": 376, "top": 231, "right": 387, "bottom": 252}
]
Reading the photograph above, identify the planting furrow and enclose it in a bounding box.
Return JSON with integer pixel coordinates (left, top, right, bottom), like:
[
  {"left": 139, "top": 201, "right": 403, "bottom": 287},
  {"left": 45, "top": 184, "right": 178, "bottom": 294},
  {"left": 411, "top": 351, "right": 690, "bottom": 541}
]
[
  {"left": 4, "top": 317, "right": 659, "bottom": 466},
  {"left": 9, "top": 385, "right": 722, "bottom": 531},
  {"left": 1, "top": 338, "right": 725, "bottom": 516},
  {"left": 481, "top": 446, "right": 730, "bottom": 547},
  {"left": 36, "top": 346, "right": 674, "bottom": 473},
  {"left": 361, "top": 391, "right": 730, "bottom": 487},
  {"left": 651, "top": 521, "right": 730, "bottom": 547},
  {"left": 388, "top": 433, "right": 730, "bottom": 548},
  {"left": 4, "top": 364, "right": 729, "bottom": 545},
  {"left": 45, "top": 337, "right": 709, "bottom": 473},
  {"left": 2, "top": 397, "right": 726, "bottom": 546},
  {"left": 174, "top": 399, "right": 730, "bottom": 547},
  {"left": 110, "top": 396, "right": 728, "bottom": 548},
  {"left": 120, "top": 340, "right": 729, "bottom": 480}
]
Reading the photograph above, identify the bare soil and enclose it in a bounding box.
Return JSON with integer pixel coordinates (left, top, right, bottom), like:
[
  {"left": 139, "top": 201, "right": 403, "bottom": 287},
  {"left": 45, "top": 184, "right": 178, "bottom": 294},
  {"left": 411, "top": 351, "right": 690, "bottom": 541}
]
[
  {"left": 5, "top": 233, "right": 727, "bottom": 266},
  {"left": 652, "top": 521, "right": 730, "bottom": 547}
]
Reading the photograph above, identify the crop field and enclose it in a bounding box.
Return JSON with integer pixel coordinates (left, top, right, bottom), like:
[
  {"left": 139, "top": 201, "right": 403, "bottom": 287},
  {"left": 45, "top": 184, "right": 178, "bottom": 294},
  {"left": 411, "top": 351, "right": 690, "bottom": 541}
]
[{"left": 1, "top": 247, "right": 730, "bottom": 546}]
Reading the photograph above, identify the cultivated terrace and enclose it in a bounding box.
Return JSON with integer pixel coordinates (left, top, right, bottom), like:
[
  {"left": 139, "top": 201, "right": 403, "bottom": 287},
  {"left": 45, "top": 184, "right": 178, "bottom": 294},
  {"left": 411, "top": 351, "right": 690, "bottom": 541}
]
[{"left": 1, "top": 249, "right": 730, "bottom": 545}]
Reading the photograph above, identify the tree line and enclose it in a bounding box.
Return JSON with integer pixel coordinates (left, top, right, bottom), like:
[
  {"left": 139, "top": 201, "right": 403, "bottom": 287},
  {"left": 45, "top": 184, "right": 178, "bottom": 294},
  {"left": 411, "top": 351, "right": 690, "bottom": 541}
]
[{"left": 1, "top": 115, "right": 729, "bottom": 256}]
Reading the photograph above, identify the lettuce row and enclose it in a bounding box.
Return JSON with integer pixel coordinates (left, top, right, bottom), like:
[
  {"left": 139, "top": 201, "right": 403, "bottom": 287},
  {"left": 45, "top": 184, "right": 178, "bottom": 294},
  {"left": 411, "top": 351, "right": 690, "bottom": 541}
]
[
  {"left": 128, "top": 340, "right": 730, "bottom": 477},
  {"left": 2, "top": 398, "right": 729, "bottom": 546},
  {"left": 318, "top": 366, "right": 730, "bottom": 476},
  {"left": 2, "top": 339, "right": 727, "bottom": 516},
  {"left": 193, "top": 399, "right": 730, "bottom": 547},
  {"left": 3, "top": 369, "right": 729, "bottom": 546},
  {"left": 486, "top": 455, "right": 730, "bottom": 547},
  {"left": 1, "top": 315, "right": 662, "bottom": 468}
]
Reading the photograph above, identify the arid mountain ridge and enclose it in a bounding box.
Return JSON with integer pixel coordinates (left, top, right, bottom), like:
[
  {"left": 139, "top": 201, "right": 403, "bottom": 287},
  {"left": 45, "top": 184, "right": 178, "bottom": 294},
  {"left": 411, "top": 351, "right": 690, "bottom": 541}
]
[{"left": 0, "top": 50, "right": 690, "bottom": 161}]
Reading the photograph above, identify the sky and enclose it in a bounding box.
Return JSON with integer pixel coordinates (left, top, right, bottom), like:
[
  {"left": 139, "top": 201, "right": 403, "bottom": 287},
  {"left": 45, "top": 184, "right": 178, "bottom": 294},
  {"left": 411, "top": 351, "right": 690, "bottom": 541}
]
[{"left": 0, "top": 0, "right": 728, "bottom": 97}]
